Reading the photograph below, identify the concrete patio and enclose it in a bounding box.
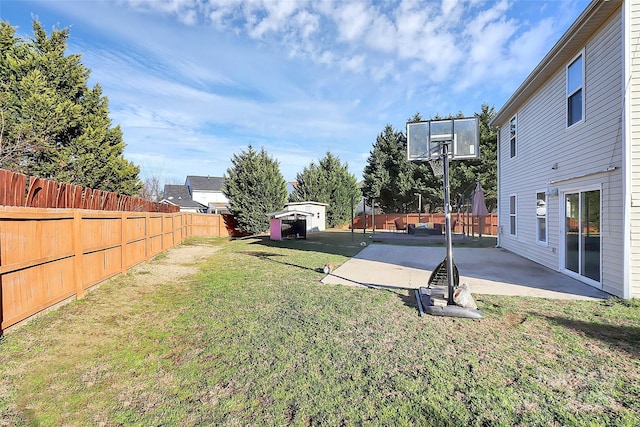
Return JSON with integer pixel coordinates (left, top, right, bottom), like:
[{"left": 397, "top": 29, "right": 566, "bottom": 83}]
[{"left": 321, "top": 243, "right": 611, "bottom": 300}]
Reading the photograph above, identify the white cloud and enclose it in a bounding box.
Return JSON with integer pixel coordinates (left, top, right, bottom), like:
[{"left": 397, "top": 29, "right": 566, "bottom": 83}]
[
  {"left": 293, "top": 10, "right": 320, "bottom": 39},
  {"left": 334, "top": 2, "right": 373, "bottom": 43},
  {"left": 340, "top": 54, "right": 366, "bottom": 73},
  {"left": 370, "top": 62, "right": 396, "bottom": 83},
  {"left": 365, "top": 13, "right": 396, "bottom": 53},
  {"left": 508, "top": 17, "right": 556, "bottom": 71},
  {"left": 247, "top": 0, "right": 299, "bottom": 38},
  {"left": 441, "top": 0, "right": 461, "bottom": 19},
  {"left": 120, "top": 0, "right": 202, "bottom": 25}
]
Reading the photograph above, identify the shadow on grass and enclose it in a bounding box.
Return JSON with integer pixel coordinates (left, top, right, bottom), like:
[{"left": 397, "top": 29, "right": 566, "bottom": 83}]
[
  {"left": 240, "top": 249, "right": 420, "bottom": 314},
  {"left": 240, "top": 250, "right": 318, "bottom": 274},
  {"left": 321, "top": 272, "right": 421, "bottom": 315},
  {"left": 544, "top": 315, "right": 640, "bottom": 358},
  {"left": 372, "top": 232, "right": 498, "bottom": 248},
  {"left": 246, "top": 234, "right": 368, "bottom": 258}
]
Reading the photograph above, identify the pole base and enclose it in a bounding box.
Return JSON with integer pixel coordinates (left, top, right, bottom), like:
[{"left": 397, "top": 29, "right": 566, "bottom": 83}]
[
  {"left": 415, "top": 287, "right": 482, "bottom": 319},
  {"left": 424, "top": 304, "right": 483, "bottom": 319}
]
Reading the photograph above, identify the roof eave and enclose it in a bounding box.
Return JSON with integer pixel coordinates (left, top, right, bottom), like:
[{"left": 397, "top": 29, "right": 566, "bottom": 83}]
[{"left": 490, "top": 0, "right": 621, "bottom": 127}]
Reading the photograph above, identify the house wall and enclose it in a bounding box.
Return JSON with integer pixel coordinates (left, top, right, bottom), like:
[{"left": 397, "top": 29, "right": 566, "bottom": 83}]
[
  {"left": 178, "top": 207, "right": 202, "bottom": 213},
  {"left": 497, "top": 7, "right": 626, "bottom": 296},
  {"left": 630, "top": 0, "right": 640, "bottom": 297},
  {"left": 191, "top": 190, "right": 228, "bottom": 207}
]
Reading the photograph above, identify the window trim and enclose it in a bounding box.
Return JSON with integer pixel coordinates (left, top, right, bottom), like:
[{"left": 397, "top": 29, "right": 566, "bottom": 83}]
[
  {"left": 509, "top": 115, "right": 517, "bottom": 158},
  {"left": 509, "top": 194, "right": 517, "bottom": 236},
  {"left": 536, "top": 190, "right": 548, "bottom": 246},
  {"left": 566, "top": 49, "right": 585, "bottom": 128}
]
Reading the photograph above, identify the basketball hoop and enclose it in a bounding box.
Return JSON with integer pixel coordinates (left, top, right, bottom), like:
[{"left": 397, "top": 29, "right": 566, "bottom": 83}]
[{"left": 429, "top": 158, "right": 444, "bottom": 177}]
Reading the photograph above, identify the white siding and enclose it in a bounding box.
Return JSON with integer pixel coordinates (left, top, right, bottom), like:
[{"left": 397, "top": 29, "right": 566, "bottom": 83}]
[
  {"left": 630, "top": 0, "right": 640, "bottom": 297},
  {"left": 192, "top": 191, "right": 229, "bottom": 206},
  {"left": 498, "top": 8, "right": 625, "bottom": 296},
  {"left": 285, "top": 202, "right": 327, "bottom": 231}
]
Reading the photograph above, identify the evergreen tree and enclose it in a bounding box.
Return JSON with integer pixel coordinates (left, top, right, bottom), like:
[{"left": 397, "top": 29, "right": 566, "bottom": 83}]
[
  {"left": 0, "top": 20, "right": 142, "bottom": 194},
  {"left": 449, "top": 104, "right": 498, "bottom": 212},
  {"left": 224, "top": 145, "right": 287, "bottom": 234},
  {"left": 363, "top": 107, "right": 497, "bottom": 214},
  {"left": 290, "top": 152, "right": 360, "bottom": 228},
  {"left": 362, "top": 122, "right": 436, "bottom": 213}
]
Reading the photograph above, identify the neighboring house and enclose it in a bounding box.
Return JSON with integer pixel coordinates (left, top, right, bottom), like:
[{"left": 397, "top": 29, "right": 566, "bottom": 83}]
[
  {"left": 185, "top": 175, "right": 230, "bottom": 214},
  {"left": 490, "top": 0, "right": 638, "bottom": 298},
  {"left": 161, "top": 184, "right": 207, "bottom": 213}
]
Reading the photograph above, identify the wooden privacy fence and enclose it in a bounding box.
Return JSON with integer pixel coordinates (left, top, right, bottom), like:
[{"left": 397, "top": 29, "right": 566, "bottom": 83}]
[
  {"left": 0, "top": 207, "right": 231, "bottom": 333},
  {"left": 353, "top": 212, "right": 499, "bottom": 236},
  {"left": 0, "top": 168, "right": 178, "bottom": 212}
]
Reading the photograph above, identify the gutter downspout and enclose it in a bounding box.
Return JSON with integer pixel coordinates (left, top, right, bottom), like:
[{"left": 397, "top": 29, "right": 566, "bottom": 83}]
[
  {"left": 496, "top": 126, "right": 502, "bottom": 248},
  {"left": 623, "top": 0, "right": 632, "bottom": 298}
]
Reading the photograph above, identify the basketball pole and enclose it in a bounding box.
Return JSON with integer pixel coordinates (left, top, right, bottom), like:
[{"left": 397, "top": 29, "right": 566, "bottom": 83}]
[{"left": 441, "top": 140, "right": 455, "bottom": 305}]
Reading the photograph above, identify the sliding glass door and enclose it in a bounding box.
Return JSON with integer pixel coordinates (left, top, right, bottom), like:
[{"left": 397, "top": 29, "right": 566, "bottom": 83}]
[{"left": 564, "top": 189, "right": 601, "bottom": 284}]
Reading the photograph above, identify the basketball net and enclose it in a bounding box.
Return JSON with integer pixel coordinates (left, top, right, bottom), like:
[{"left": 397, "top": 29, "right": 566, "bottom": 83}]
[{"left": 429, "top": 158, "right": 444, "bottom": 177}]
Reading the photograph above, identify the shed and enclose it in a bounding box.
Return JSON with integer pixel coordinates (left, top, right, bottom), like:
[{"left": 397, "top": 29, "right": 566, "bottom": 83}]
[
  {"left": 266, "top": 210, "right": 314, "bottom": 240},
  {"left": 284, "top": 201, "right": 328, "bottom": 232}
]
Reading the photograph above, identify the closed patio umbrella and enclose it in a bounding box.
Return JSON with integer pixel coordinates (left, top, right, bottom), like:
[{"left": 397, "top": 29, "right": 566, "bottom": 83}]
[{"left": 472, "top": 182, "right": 489, "bottom": 237}]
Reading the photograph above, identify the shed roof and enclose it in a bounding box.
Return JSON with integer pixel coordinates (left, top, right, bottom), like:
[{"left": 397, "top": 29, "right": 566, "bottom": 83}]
[
  {"left": 285, "top": 201, "right": 329, "bottom": 207},
  {"left": 266, "top": 210, "right": 314, "bottom": 220}
]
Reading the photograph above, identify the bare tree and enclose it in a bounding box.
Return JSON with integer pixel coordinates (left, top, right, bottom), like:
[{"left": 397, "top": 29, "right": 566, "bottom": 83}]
[{"left": 139, "top": 174, "right": 164, "bottom": 201}]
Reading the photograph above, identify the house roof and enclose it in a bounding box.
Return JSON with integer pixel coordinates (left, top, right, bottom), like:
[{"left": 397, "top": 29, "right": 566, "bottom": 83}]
[
  {"left": 490, "top": 0, "right": 622, "bottom": 126},
  {"left": 162, "top": 184, "right": 207, "bottom": 209},
  {"left": 186, "top": 175, "right": 225, "bottom": 192}
]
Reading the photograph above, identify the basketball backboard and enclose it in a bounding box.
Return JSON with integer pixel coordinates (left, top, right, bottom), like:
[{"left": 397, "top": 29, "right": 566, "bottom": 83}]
[{"left": 407, "top": 117, "right": 480, "bottom": 162}]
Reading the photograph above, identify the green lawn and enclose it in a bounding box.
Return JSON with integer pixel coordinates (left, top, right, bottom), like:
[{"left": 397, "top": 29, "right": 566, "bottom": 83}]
[{"left": 1, "top": 232, "right": 639, "bottom": 426}]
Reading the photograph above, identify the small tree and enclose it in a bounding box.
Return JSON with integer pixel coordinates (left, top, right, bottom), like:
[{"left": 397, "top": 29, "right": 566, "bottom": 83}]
[
  {"left": 224, "top": 146, "right": 287, "bottom": 234},
  {"left": 290, "top": 152, "right": 360, "bottom": 228}
]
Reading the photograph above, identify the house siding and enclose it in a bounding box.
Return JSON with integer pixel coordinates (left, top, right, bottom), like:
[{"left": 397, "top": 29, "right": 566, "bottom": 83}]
[
  {"left": 192, "top": 190, "right": 228, "bottom": 207},
  {"left": 630, "top": 0, "right": 640, "bottom": 297},
  {"left": 497, "top": 6, "right": 625, "bottom": 296}
]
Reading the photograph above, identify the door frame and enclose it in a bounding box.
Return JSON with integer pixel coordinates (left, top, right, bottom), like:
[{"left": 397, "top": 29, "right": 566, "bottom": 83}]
[{"left": 558, "top": 184, "right": 603, "bottom": 289}]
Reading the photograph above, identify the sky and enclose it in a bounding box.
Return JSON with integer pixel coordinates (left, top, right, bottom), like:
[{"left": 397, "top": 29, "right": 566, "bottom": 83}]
[{"left": 1, "top": 0, "right": 591, "bottom": 185}]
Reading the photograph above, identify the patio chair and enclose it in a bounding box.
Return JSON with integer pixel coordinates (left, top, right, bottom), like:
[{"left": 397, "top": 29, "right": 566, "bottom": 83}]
[{"left": 394, "top": 218, "right": 407, "bottom": 233}]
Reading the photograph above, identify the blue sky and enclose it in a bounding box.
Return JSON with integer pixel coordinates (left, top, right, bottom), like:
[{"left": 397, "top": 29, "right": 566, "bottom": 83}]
[{"left": 1, "top": 0, "right": 590, "bottom": 184}]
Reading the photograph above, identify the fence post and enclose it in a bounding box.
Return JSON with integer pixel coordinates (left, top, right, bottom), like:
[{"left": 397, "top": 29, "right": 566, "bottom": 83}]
[
  {"left": 145, "top": 212, "right": 151, "bottom": 262},
  {"left": 161, "top": 212, "right": 165, "bottom": 253},
  {"left": 121, "top": 211, "right": 127, "bottom": 275},
  {"left": 72, "top": 210, "right": 84, "bottom": 299}
]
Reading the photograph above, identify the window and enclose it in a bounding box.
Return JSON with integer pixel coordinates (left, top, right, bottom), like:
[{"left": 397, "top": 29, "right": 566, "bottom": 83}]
[
  {"left": 536, "top": 191, "right": 547, "bottom": 243},
  {"left": 509, "top": 116, "right": 516, "bottom": 158},
  {"left": 567, "top": 51, "right": 584, "bottom": 127},
  {"left": 509, "top": 195, "right": 517, "bottom": 235}
]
